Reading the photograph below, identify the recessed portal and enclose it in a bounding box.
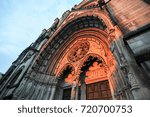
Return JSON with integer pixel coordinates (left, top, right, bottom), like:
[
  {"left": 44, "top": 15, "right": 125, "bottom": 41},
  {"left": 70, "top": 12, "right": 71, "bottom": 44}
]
[{"left": 79, "top": 56, "right": 112, "bottom": 100}]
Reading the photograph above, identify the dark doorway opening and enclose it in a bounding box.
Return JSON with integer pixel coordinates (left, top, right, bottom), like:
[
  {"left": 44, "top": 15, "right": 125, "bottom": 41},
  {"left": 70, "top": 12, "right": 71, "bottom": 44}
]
[{"left": 62, "top": 88, "right": 72, "bottom": 100}]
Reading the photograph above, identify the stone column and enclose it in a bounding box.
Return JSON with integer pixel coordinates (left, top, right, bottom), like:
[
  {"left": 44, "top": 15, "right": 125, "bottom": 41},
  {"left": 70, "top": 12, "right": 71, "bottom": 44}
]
[
  {"left": 107, "top": 68, "right": 117, "bottom": 100},
  {"left": 44, "top": 85, "right": 52, "bottom": 100},
  {"left": 24, "top": 80, "right": 34, "bottom": 99},
  {"left": 75, "top": 76, "right": 80, "bottom": 100},
  {"left": 71, "top": 75, "right": 80, "bottom": 100},
  {"left": 109, "top": 27, "right": 150, "bottom": 99},
  {"left": 71, "top": 81, "right": 76, "bottom": 100},
  {"left": 75, "top": 84, "right": 79, "bottom": 100},
  {"left": 15, "top": 78, "right": 29, "bottom": 99},
  {"left": 107, "top": 53, "right": 125, "bottom": 100},
  {"left": 49, "top": 78, "right": 58, "bottom": 100},
  {"left": 31, "top": 84, "right": 41, "bottom": 100},
  {"left": 80, "top": 81, "right": 86, "bottom": 100},
  {"left": 117, "top": 68, "right": 134, "bottom": 100},
  {"left": 122, "top": 44, "right": 150, "bottom": 99},
  {"left": 49, "top": 84, "right": 57, "bottom": 100},
  {"left": 112, "top": 69, "right": 124, "bottom": 99}
]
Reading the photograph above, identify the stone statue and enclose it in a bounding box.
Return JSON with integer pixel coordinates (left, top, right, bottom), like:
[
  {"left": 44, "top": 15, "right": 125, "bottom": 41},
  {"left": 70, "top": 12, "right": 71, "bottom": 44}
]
[
  {"left": 62, "top": 10, "right": 70, "bottom": 20},
  {"left": 46, "top": 18, "right": 60, "bottom": 37},
  {"left": 51, "top": 18, "right": 59, "bottom": 31}
]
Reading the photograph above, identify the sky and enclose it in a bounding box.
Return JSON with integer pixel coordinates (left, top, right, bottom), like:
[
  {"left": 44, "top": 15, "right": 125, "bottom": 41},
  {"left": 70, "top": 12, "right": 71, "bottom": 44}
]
[{"left": 0, "top": 0, "right": 81, "bottom": 73}]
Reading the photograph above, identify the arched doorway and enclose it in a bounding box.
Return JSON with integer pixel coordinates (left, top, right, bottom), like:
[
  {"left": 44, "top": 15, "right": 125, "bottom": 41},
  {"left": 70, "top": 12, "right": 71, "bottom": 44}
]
[
  {"left": 54, "top": 34, "right": 116, "bottom": 100},
  {"left": 79, "top": 56, "right": 112, "bottom": 100},
  {"left": 29, "top": 13, "right": 135, "bottom": 100},
  {"left": 54, "top": 64, "right": 75, "bottom": 100}
]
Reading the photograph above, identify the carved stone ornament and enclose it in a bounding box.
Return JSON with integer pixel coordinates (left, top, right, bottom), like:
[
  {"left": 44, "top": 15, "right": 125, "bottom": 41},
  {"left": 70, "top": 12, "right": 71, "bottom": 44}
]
[
  {"left": 62, "top": 10, "right": 70, "bottom": 19},
  {"left": 85, "top": 62, "right": 107, "bottom": 84},
  {"left": 65, "top": 72, "right": 76, "bottom": 84},
  {"left": 22, "top": 51, "right": 34, "bottom": 63},
  {"left": 128, "top": 73, "right": 139, "bottom": 89},
  {"left": 68, "top": 41, "right": 90, "bottom": 62}
]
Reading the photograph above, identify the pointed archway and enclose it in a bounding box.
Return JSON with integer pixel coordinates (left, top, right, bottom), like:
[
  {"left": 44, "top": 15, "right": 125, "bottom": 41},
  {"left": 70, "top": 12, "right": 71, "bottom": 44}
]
[
  {"left": 25, "top": 6, "right": 147, "bottom": 100},
  {"left": 78, "top": 56, "right": 112, "bottom": 100},
  {"left": 53, "top": 31, "right": 117, "bottom": 100}
]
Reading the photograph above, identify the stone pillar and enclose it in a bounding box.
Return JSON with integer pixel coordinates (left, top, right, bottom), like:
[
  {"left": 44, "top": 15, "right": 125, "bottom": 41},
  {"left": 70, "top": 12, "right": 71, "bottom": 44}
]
[
  {"left": 71, "top": 81, "right": 76, "bottom": 100},
  {"left": 80, "top": 82, "right": 86, "bottom": 100},
  {"left": 36, "top": 84, "right": 45, "bottom": 100},
  {"left": 23, "top": 80, "right": 34, "bottom": 99},
  {"left": 122, "top": 44, "right": 150, "bottom": 99},
  {"left": 49, "top": 84, "right": 57, "bottom": 100},
  {"left": 71, "top": 75, "right": 80, "bottom": 100},
  {"left": 15, "top": 78, "right": 29, "bottom": 99},
  {"left": 107, "top": 55, "right": 126, "bottom": 99},
  {"left": 75, "top": 84, "right": 79, "bottom": 100},
  {"left": 49, "top": 78, "right": 58, "bottom": 100},
  {"left": 44, "top": 85, "right": 52, "bottom": 100},
  {"left": 75, "top": 75, "right": 80, "bottom": 100},
  {"left": 107, "top": 69, "right": 117, "bottom": 100},
  {"left": 108, "top": 52, "right": 133, "bottom": 99},
  {"left": 31, "top": 84, "right": 41, "bottom": 100},
  {"left": 109, "top": 27, "right": 150, "bottom": 99},
  {"left": 112, "top": 70, "right": 124, "bottom": 99},
  {"left": 117, "top": 68, "right": 134, "bottom": 100}
]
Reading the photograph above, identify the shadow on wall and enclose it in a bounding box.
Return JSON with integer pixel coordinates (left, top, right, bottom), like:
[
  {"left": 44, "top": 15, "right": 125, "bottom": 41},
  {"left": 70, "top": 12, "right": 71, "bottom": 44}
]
[{"left": 143, "top": 0, "right": 150, "bottom": 4}]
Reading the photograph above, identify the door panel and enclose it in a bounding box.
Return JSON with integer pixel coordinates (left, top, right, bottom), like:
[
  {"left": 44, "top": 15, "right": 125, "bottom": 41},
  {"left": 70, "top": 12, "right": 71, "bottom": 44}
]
[{"left": 86, "top": 80, "right": 112, "bottom": 100}]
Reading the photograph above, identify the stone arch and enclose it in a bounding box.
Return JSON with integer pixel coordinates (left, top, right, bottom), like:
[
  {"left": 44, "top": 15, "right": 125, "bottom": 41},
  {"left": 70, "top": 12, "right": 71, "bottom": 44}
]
[
  {"left": 76, "top": 53, "right": 106, "bottom": 75},
  {"left": 62, "top": 9, "right": 114, "bottom": 32},
  {"left": 25, "top": 8, "right": 124, "bottom": 100},
  {"left": 77, "top": 53, "right": 113, "bottom": 100},
  {"left": 30, "top": 11, "right": 121, "bottom": 85},
  {"left": 53, "top": 29, "right": 112, "bottom": 77},
  {"left": 41, "top": 11, "right": 116, "bottom": 67},
  {"left": 57, "top": 63, "right": 75, "bottom": 77},
  {"left": 53, "top": 29, "right": 111, "bottom": 74}
]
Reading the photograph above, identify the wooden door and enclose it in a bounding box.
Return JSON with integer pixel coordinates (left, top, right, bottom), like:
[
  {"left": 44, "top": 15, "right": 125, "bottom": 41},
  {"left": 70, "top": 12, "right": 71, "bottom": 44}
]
[{"left": 86, "top": 80, "right": 112, "bottom": 100}]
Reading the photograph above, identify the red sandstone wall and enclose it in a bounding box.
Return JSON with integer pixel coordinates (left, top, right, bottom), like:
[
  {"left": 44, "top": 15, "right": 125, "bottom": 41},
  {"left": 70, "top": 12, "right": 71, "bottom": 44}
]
[{"left": 109, "top": 0, "right": 150, "bottom": 34}]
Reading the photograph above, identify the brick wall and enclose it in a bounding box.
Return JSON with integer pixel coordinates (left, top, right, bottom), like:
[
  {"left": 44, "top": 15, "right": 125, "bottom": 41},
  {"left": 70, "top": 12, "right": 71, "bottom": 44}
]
[{"left": 109, "top": 0, "right": 150, "bottom": 34}]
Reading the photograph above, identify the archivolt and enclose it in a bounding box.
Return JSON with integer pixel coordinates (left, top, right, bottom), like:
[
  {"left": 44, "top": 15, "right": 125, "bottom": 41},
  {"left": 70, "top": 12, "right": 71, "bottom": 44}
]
[{"left": 32, "top": 12, "right": 115, "bottom": 79}]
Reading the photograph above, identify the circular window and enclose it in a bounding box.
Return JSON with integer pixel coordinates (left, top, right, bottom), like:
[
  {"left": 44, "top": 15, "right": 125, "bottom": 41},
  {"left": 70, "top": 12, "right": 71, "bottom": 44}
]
[{"left": 68, "top": 41, "right": 90, "bottom": 62}]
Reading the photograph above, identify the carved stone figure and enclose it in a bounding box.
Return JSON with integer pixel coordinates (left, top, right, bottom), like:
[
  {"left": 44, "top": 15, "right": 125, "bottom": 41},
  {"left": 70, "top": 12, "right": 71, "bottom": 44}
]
[
  {"left": 128, "top": 73, "right": 139, "bottom": 89},
  {"left": 51, "top": 18, "right": 59, "bottom": 31}
]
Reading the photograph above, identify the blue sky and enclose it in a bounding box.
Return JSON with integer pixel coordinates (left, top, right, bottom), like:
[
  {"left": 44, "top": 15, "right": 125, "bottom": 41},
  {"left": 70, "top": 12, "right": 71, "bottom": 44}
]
[{"left": 0, "top": 0, "right": 81, "bottom": 73}]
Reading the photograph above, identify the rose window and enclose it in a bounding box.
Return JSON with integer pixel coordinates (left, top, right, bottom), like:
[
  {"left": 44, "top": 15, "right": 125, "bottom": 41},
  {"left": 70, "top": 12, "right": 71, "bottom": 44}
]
[{"left": 68, "top": 41, "right": 90, "bottom": 62}]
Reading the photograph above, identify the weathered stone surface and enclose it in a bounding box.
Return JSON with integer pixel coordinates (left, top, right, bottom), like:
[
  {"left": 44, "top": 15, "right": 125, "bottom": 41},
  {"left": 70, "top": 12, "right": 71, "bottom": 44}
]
[{"left": 0, "top": 0, "right": 150, "bottom": 100}]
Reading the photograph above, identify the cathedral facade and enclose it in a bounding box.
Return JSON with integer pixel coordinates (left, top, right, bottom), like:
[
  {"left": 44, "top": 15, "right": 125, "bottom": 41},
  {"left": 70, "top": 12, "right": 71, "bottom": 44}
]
[{"left": 0, "top": 0, "right": 150, "bottom": 100}]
